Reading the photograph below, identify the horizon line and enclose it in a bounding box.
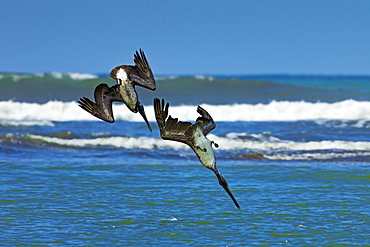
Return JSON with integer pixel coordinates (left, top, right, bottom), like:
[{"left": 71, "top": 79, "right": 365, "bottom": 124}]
[{"left": 2, "top": 71, "right": 370, "bottom": 77}]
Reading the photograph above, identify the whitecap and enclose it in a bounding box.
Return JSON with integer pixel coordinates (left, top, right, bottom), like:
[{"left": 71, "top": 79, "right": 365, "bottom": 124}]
[
  {"left": 1, "top": 99, "right": 370, "bottom": 122},
  {"left": 67, "top": 73, "right": 98, "bottom": 80},
  {"left": 51, "top": 72, "right": 63, "bottom": 79},
  {"left": 25, "top": 134, "right": 187, "bottom": 150},
  {"left": 12, "top": 74, "right": 32, "bottom": 82},
  {"left": 0, "top": 120, "right": 54, "bottom": 127},
  {"left": 156, "top": 76, "right": 178, "bottom": 80},
  {"left": 264, "top": 151, "right": 370, "bottom": 160},
  {"left": 194, "top": 75, "right": 214, "bottom": 81},
  {"left": 25, "top": 133, "right": 370, "bottom": 152}
]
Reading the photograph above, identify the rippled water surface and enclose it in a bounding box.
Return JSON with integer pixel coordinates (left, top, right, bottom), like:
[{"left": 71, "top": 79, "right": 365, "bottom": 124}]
[
  {"left": 1, "top": 151, "right": 369, "bottom": 245},
  {"left": 1, "top": 74, "right": 370, "bottom": 245}
]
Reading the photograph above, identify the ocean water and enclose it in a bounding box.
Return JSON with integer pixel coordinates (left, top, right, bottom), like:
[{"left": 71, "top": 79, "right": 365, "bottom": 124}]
[{"left": 1, "top": 73, "right": 370, "bottom": 245}]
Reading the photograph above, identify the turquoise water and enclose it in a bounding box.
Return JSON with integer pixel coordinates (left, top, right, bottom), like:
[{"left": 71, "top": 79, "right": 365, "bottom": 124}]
[
  {"left": 1, "top": 73, "right": 370, "bottom": 245},
  {"left": 2, "top": 155, "right": 369, "bottom": 245}
]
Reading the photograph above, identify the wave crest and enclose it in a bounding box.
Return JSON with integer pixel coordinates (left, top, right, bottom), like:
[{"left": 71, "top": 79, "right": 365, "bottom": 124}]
[
  {"left": 22, "top": 133, "right": 370, "bottom": 151},
  {"left": 1, "top": 99, "right": 370, "bottom": 123}
]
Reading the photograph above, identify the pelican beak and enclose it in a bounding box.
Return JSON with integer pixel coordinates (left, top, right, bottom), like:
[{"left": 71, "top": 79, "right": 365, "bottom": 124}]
[
  {"left": 215, "top": 172, "right": 240, "bottom": 209},
  {"left": 137, "top": 102, "right": 152, "bottom": 132}
]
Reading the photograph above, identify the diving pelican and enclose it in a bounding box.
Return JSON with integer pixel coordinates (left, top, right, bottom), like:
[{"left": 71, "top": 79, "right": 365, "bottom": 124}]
[
  {"left": 78, "top": 49, "right": 156, "bottom": 131},
  {"left": 154, "top": 98, "right": 240, "bottom": 209}
]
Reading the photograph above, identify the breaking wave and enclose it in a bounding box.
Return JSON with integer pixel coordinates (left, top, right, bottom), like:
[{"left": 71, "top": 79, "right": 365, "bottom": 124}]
[
  {"left": 21, "top": 133, "right": 370, "bottom": 151},
  {"left": 2, "top": 72, "right": 98, "bottom": 82},
  {"left": 1, "top": 132, "right": 367, "bottom": 161},
  {"left": 1, "top": 99, "right": 370, "bottom": 123}
]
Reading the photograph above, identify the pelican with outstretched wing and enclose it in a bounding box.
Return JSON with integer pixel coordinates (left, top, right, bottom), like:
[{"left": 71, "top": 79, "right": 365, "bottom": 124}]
[
  {"left": 154, "top": 98, "right": 240, "bottom": 209},
  {"left": 78, "top": 49, "right": 155, "bottom": 131}
]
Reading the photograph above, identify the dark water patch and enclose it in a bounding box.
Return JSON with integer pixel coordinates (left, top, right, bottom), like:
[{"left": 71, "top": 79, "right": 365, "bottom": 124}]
[
  {"left": 53, "top": 131, "right": 78, "bottom": 139},
  {"left": 224, "top": 150, "right": 370, "bottom": 162},
  {"left": 152, "top": 77, "right": 370, "bottom": 105},
  {"left": 2, "top": 73, "right": 370, "bottom": 104},
  {"left": 0, "top": 72, "right": 104, "bottom": 103}
]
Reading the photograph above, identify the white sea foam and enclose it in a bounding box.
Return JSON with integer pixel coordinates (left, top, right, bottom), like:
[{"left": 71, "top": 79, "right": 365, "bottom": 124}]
[
  {"left": 0, "top": 101, "right": 86, "bottom": 122},
  {"left": 0, "top": 120, "right": 54, "bottom": 127},
  {"left": 50, "top": 72, "right": 98, "bottom": 80},
  {"left": 207, "top": 134, "right": 370, "bottom": 151},
  {"left": 314, "top": 119, "right": 370, "bottom": 128},
  {"left": 194, "top": 75, "right": 214, "bottom": 81},
  {"left": 12, "top": 74, "right": 32, "bottom": 82},
  {"left": 1, "top": 99, "right": 370, "bottom": 123},
  {"left": 26, "top": 133, "right": 370, "bottom": 152},
  {"left": 225, "top": 132, "right": 283, "bottom": 142},
  {"left": 156, "top": 76, "right": 178, "bottom": 80},
  {"left": 26, "top": 134, "right": 186, "bottom": 150},
  {"left": 51, "top": 72, "right": 64, "bottom": 79},
  {"left": 264, "top": 152, "right": 370, "bottom": 160},
  {"left": 67, "top": 73, "right": 98, "bottom": 80}
]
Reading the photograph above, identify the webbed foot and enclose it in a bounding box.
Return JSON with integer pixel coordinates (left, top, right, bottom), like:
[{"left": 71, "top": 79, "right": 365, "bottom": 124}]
[{"left": 211, "top": 141, "right": 219, "bottom": 148}]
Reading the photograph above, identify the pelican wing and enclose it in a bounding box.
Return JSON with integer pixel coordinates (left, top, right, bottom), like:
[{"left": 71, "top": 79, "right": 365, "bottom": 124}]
[
  {"left": 78, "top": 83, "right": 122, "bottom": 123},
  {"left": 196, "top": 106, "right": 216, "bottom": 135},
  {"left": 130, "top": 49, "right": 156, "bottom": 90},
  {"left": 154, "top": 98, "right": 192, "bottom": 145}
]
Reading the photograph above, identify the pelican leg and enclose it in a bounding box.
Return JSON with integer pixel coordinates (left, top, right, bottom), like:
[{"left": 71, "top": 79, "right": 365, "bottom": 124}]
[
  {"left": 211, "top": 141, "right": 219, "bottom": 148},
  {"left": 196, "top": 146, "right": 207, "bottom": 152}
]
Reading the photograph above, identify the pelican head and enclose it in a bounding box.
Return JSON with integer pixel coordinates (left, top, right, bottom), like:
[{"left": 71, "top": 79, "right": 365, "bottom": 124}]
[{"left": 110, "top": 66, "right": 129, "bottom": 84}]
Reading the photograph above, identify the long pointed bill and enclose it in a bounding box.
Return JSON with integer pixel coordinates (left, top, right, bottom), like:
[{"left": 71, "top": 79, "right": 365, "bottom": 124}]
[
  {"left": 216, "top": 173, "right": 240, "bottom": 209},
  {"left": 137, "top": 102, "right": 152, "bottom": 132}
]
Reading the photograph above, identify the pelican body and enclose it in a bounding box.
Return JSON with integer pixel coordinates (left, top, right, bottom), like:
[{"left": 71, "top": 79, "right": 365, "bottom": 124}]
[
  {"left": 154, "top": 98, "right": 240, "bottom": 209},
  {"left": 78, "top": 49, "right": 156, "bottom": 131},
  {"left": 192, "top": 125, "right": 216, "bottom": 169}
]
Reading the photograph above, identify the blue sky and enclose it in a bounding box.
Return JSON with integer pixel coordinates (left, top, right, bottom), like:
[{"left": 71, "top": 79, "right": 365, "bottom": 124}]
[{"left": 1, "top": 0, "right": 370, "bottom": 75}]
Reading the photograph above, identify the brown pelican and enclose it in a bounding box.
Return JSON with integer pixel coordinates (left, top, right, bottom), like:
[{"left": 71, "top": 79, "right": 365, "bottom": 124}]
[
  {"left": 78, "top": 49, "right": 156, "bottom": 131},
  {"left": 154, "top": 98, "right": 240, "bottom": 209}
]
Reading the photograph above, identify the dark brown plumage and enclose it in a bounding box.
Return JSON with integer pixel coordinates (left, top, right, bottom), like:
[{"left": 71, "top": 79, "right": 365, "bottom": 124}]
[
  {"left": 78, "top": 49, "right": 155, "bottom": 131},
  {"left": 154, "top": 98, "right": 240, "bottom": 209}
]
